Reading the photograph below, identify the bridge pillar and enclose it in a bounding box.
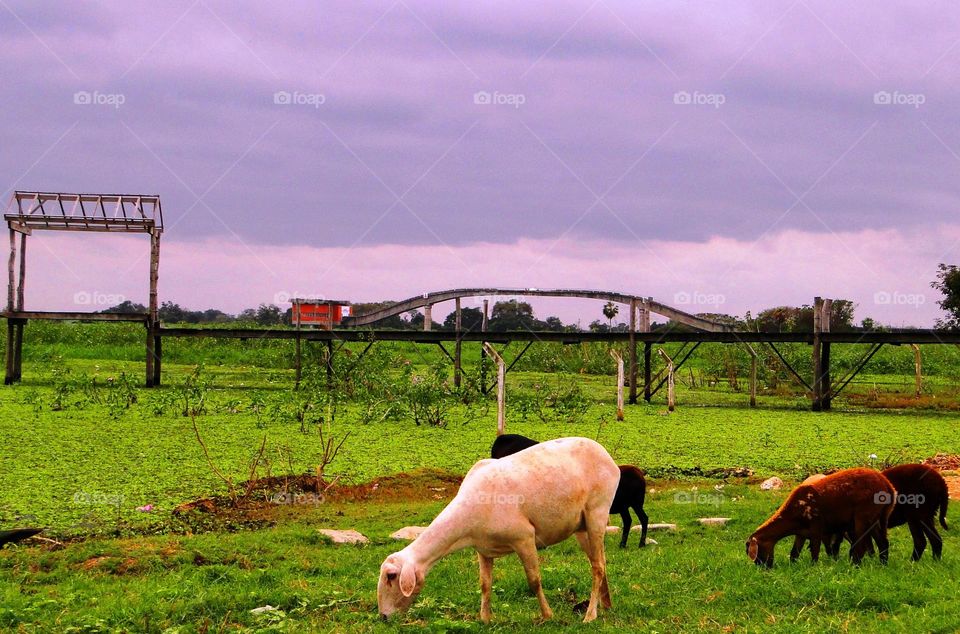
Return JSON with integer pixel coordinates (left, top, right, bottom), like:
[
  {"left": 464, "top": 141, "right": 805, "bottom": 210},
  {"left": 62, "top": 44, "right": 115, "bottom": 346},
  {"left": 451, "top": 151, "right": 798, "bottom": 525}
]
[
  {"left": 454, "top": 298, "right": 462, "bottom": 388},
  {"left": 628, "top": 299, "right": 638, "bottom": 404},
  {"left": 423, "top": 304, "right": 432, "bottom": 331}
]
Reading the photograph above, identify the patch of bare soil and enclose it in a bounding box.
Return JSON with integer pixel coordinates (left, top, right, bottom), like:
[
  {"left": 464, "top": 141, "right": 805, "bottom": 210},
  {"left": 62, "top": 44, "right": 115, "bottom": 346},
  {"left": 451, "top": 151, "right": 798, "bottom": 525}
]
[
  {"left": 170, "top": 468, "right": 464, "bottom": 529},
  {"left": 923, "top": 453, "right": 960, "bottom": 471}
]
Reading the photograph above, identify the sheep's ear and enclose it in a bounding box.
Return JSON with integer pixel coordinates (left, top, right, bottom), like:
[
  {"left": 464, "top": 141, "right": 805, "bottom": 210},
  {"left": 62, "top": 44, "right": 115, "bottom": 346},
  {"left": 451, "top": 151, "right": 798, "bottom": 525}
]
[
  {"left": 747, "top": 538, "right": 759, "bottom": 561},
  {"left": 399, "top": 562, "right": 419, "bottom": 597}
]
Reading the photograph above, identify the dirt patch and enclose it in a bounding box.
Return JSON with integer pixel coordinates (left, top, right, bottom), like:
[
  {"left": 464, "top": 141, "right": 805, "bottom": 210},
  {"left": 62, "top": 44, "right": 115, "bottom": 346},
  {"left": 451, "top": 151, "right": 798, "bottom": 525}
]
[
  {"left": 170, "top": 468, "right": 463, "bottom": 530},
  {"left": 943, "top": 475, "right": 960, "bottom": 501},
  {"left": 923, "top": 453, "right": 960, "bottom": 471}
]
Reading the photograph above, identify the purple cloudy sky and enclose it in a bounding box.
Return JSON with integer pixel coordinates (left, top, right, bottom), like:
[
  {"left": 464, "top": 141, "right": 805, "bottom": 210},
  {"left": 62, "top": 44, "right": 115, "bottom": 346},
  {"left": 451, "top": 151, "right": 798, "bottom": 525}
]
[{"left": 2, "top": 1, "right": 959, "bottom": 326}]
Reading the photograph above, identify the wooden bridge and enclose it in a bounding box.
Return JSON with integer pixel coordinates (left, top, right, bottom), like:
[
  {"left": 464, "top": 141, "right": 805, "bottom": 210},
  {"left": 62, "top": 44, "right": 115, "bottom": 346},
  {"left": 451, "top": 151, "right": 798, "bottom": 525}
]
[{"left": 5, "top": 191, "right": 960, "bottom": 412}]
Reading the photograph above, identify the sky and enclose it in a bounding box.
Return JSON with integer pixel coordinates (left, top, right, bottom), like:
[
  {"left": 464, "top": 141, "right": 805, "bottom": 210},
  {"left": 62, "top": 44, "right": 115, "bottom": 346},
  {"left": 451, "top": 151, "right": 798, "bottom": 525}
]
[{"left": 2, "top": 1, "right": 959, "bottom": 326}]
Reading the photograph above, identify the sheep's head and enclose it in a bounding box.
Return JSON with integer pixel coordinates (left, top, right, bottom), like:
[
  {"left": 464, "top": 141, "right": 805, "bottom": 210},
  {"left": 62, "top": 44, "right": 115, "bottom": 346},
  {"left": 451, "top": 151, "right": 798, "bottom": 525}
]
[
  {"left": 746, "top": 535, "right": 774, "bottom": 568},
  {"left": 377, "top": 553, "right": 424, "bottom": 619}
]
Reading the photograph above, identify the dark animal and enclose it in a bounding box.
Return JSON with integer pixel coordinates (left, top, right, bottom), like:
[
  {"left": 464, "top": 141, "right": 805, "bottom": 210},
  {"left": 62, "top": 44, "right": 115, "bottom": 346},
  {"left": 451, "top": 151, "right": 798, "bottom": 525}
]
[
  {"left": 0, "top": 528, "right": 43, "bottom": 547},
  {"left": 490, "top": 434, "right": 649, "bottom": 547},
  {"left": 882, "top": 463, "right": 949, "bottom": 560},
  {"left": 747, "top": 468, "right": 895, "bottom": 568}
]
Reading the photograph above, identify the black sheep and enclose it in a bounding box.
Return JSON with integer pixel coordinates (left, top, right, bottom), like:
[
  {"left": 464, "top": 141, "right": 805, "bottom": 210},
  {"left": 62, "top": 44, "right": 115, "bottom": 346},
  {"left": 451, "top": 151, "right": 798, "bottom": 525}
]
[{"left": 490, "top": 434, "right": 649, "bottom": 547}]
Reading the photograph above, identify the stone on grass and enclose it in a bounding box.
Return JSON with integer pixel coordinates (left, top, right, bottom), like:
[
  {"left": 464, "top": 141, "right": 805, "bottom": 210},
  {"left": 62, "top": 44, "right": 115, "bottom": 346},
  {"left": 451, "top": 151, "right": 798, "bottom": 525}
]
[
  {"left": 698, "top": 517, "right": 732, "bottom": 526},
  {"left": 645, "top": 523, "right": 678, "bottom": 532},
  {"left": 318, "top": 529, "right": 368, "bottom": 544},
  {"left": 761, "top": 477, "right": 784, "bottom": 491},
  {"left": 390, "top": 526, "right": 428, "bottom": 541}
]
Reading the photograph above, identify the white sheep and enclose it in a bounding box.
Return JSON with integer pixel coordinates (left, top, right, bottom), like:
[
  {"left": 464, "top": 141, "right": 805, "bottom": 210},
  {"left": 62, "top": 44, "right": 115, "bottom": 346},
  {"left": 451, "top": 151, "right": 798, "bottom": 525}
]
[{"left": 377, "top": 436, "right": 620, "bottom": 623}]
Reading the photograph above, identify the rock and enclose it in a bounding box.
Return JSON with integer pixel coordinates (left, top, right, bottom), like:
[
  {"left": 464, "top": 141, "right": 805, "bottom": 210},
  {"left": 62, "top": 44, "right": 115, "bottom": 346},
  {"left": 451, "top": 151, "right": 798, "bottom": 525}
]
[
  {"left": 250, "top": 605, "right": 279, "bottom": 615},
  {"left": 318, "top": 529, "right": 369, "bottom": 544},
  {"left": 605, "top": 526, "right": 621, "bottom": 534},
  {"left": 646, "top": 537, "right": 658, "bottom": 545},
  {"left": 761, "top": 477, "right": 783, "bottom": 491},
  {"left": 698, "top": 517, "right": 732, "bottom": 526},
  {"left": 390, "top": 526, "right": 428, "bottom": 541},
  {"left": 645, "top": 523, "right": 678, "bottom": 532}
]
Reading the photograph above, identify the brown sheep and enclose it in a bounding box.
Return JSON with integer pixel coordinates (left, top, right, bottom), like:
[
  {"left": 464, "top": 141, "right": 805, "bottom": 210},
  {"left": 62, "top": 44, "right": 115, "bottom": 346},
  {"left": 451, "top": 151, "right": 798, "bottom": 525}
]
[
  {"left": 747, "top": 468, "right": 895, "bottom": 567},
  {"left": 882, "top": 463, "right": 950, "bottom": 560}
]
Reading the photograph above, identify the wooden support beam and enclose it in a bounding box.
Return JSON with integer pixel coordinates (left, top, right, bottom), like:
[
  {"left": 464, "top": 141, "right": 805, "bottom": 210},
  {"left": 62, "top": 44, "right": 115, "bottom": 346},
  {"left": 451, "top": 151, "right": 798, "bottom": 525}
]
[
  {"left": 4, "top": 320, "right": 14, "bottom": 384},
  {"left": 657, "top": 348, "right": 676, "bottom": 412},
  {"left": 12, "top": 322, "right": 23, "bottom": 381},
  {"left": 628, "top": 299, "right": 637, "bottom": 404},
  {"left": 811, "top": 296, "right": 823, "bottom": 411},
  {"left": 480, "top": 299, "right": 489, "bottom": 393},
  {"left": 820, "top": 299, "right": 832, "bottom": 411},
  {"left": 483, "top": 342, "right": 506, "bottom": 436},
  {"left": 7, "top": 228, "right": 14, "bottom": 312},
  {"left": 610, "top": 349, "right": 624, "bottom": 421},
  {"left": 743, "top": 343, "right": 758, "bottom": 407},
  {"left": 454, "top": 297, "right": 462, "bottom": 388},
  {"left": 16, "top": 232, "right": 25, "bottom": 311},
  {"left": 643, "top": 342, "right": 652, "bottom": 402},
  {"left": 145, "top": 323, "right": 155, "bottom": 387},
  {"left": 153, "top": 332, "right": 162, "bottom": 386}
]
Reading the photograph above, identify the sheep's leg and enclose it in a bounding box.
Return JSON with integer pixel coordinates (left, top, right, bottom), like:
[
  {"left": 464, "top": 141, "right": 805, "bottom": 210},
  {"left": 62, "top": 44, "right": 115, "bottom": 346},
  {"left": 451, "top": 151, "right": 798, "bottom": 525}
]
[
  {"left": 635, "top": 505, "right": 649, "bottom": 548},
  {"left": 789, "top": 536, "right": 806, "bottom": 562},
  {"left": 808, "top": 537, "right": 822, "bottom": 563},
  {"left": 872, "top": 523, "right": 890, "bottom": 565},
  {"left": 512, "top": 539, "right": 553, "bottom": 621},
  {"left": 907, "top": 521, "right": 928, "bottom": 561},
  {"left": 619, "top": 510, "right": 631, "bottom": 548},
  {"left": 923, "top": 519, "right": 943, "bottom": 560},
  {"left": 577, "top": 509, "right": 612, "bottom": 622},
  {"left": 849, "top": 518, "right": 876, "bottom": 564},
  {"left": 478, "top": 553, "right": 494, "bottom": 623},
  {"left": 826, "top": 533, "right": 843, "bottom": 559}
]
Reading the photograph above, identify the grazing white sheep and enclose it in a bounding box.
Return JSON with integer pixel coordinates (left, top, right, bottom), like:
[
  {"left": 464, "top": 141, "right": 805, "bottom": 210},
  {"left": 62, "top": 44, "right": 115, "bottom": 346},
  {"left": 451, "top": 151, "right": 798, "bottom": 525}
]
[{"left": 377, "top": 436, "right": 620, "bottom": 623}]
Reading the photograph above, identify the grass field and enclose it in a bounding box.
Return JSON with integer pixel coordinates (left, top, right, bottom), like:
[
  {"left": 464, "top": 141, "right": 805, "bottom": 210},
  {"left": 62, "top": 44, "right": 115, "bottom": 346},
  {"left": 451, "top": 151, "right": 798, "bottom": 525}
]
[{"left": 1, "top": 340, "right": 959, "bottom": 632}]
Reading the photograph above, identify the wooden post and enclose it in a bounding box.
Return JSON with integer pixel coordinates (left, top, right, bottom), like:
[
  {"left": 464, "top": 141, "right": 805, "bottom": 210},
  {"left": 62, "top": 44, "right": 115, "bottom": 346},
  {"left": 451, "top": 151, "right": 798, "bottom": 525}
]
[
  {"left": 145, "top": 230, "right": 160, "bottom": 387},
  {"left": 16, "top": 232, "right": 25, "bottom": 311},
  {"left": 480, "top": 299, "right": 489, "bottom": 393},
  {"left": 4, "top": 320, "right": 13, "bottom": 385},
  {"left": 643, "top": 342, "right": 652, "bottom": 402},
  {"left": 7, "top": 228, "right": 15, "bottom": 312},
  {"left": 657, "top": 348, "right": 675, "bottom": 411},
  {"left": 628, "top": 299, "right": 637, "bottom": 404},
  {"left": 423, "top": 304, "right": 432, "bottom": 331},
  {"left": 454, "top": 297, "right": 462, "bottom": 388},
  {"left": 811, "top": 296, "right": 823, "bottom": 411},
  {"left": 745, "top": 343, "right": 758, "bottom": 407},
  {"left": 483, "top": 342, "right": 506, "bottom": 435},
  {"left": 820, "top": 298, "right": 832, "bottom": 411},
  {"left": 913, "top": 344, "right": 922, "bottom": 397},
  {"left": 610, "top": 349, "right": 624, "bottom": 421},
  {"left": 153, "top": 332, "right": 162, "bottom": 386}
]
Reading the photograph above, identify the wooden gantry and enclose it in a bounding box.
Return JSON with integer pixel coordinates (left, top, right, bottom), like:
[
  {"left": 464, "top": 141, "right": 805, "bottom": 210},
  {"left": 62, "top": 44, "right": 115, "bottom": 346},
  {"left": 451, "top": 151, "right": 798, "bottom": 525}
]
[{"left": 3, "top": 191, "right": 163, "bottom": 386}]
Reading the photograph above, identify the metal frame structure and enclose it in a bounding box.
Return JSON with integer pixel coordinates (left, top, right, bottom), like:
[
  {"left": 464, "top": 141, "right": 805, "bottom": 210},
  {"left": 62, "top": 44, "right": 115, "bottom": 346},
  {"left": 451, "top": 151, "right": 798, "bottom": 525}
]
[{"left": 3, "top": 191, "right": 163, "bottom": 385}]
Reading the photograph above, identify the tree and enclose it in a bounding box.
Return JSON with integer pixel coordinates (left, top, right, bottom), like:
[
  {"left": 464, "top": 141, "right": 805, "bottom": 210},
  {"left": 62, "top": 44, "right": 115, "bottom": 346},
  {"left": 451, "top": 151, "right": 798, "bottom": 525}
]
[
  {"left": 488, "top": 300, "right": 537, "bottom": 331},
  {"left": 441, "top": 306, "right": 484, "bottom": 332},
  {"left": 158, "top": 301, "right": 187, "bottom": 323},
  {"left": 602, "top": 302, "right": 619, "bottom": 327},
  {"left": 104, "top": 300, "right": 147, "bottom": 314},
  {"left": 932, "top": 264, "right": 960, "bottom": 329},
  {"left": 255, "top": 304, "right": 283, "bottom": 326}
]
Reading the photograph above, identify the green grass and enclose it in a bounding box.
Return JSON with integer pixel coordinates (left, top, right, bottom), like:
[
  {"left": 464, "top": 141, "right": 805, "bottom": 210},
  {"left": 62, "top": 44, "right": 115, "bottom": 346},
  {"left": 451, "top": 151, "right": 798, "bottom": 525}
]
[
  {"left": 1, "top": 349, "right": 960, "bottom": 631},
  {"left": 1, "top": 484, "right": 958, "bottom": 632}
]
